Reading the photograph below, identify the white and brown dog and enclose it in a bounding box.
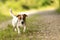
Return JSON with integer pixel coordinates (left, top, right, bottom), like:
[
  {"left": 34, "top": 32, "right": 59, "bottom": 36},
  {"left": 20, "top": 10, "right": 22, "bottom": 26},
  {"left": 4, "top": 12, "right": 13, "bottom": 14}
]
[{"left": 9, "top": 9, "right": 27, "bottom": 34}]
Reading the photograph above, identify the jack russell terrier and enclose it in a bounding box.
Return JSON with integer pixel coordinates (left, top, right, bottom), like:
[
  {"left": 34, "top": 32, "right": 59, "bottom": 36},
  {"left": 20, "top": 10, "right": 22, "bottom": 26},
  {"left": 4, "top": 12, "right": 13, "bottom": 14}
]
[{"left": 9, "top": 9, "right": 27, "bottom": 34}]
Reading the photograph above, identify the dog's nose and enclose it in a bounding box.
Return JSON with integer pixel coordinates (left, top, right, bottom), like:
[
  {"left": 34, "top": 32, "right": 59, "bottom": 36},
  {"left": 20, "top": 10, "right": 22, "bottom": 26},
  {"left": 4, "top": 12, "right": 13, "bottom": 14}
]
[{"left": 21, "top": 21, "right": 24, "bottom": 24}]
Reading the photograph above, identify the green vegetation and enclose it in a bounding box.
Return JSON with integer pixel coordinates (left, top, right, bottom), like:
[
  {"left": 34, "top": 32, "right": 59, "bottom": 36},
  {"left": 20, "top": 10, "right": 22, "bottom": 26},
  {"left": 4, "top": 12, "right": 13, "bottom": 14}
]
[
  {"left": 0, "top": 0, "right": 59, "bottom": 22},
  {"left": 0, "top": 12, "right": 11, "bottom": 23},
  {"left": 56, "top": 7, "right": 60, "bottom": 13},
  {"left": 56, "top": 0, "right": 60, "bottom": 13}
]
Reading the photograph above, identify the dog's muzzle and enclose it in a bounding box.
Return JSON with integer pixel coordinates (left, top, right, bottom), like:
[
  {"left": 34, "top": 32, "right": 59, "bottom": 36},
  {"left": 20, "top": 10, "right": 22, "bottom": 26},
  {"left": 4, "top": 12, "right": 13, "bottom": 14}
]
[{"left": 21, "top": 21, "right": 24, "bottom": 24}]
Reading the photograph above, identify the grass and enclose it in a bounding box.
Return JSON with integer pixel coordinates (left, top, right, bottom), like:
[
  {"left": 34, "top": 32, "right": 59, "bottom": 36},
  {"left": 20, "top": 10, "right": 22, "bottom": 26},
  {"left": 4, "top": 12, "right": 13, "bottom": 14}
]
[
  {"left": 56, "top": 7, "right": 60, "bottom": 13},
  {"left": 0, "top": 14, "right": 45, "bottom": 40},
  {"left": 0, "top": 13, "right": 11, "bottom": 23}
]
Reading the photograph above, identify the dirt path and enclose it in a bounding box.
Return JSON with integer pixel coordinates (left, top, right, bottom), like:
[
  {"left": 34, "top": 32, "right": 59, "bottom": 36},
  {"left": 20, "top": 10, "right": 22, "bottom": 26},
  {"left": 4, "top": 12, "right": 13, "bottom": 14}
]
[
  {"left": 0, "top": 20, "right": 11, "bottom": 30},
  {"left": 37, "top": 10, "right": 60, "bottom": 40},
  {"left": 26, "top": 10, "right": 60, "bottom": 40}
]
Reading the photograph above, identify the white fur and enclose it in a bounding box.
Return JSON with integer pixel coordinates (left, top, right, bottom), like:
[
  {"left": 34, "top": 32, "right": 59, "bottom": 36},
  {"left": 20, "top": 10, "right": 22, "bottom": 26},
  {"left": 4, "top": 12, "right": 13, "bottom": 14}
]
[{"left": 9, "top": 9, "right": 26, "bottom": 34}]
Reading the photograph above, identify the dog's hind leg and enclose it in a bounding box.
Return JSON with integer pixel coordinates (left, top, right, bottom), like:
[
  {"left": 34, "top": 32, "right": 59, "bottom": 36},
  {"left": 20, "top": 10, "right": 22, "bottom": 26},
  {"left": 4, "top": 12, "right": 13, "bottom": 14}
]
[
  {"left": 14, "top": 26, "right": 17, "bottom": 32},
  {"left": 12, "top": 23, "right": 17, "bottom": 31}
]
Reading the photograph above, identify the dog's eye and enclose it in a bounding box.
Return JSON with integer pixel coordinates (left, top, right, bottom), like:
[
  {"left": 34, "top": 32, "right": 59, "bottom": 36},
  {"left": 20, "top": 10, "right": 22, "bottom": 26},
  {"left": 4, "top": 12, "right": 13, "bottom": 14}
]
[{"left": 19, "top": 17, "right": 21, "bottom": 19}]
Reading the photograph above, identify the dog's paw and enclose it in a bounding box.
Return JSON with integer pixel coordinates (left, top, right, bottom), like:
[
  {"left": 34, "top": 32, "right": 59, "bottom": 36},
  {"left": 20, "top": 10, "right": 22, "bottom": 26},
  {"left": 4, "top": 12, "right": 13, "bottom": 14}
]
[
  {"left": 18, "top": 31, "right": 21, "bottom": 34},
  {"left": 14, "top": 28, "right": 17, "bottom": 32}
]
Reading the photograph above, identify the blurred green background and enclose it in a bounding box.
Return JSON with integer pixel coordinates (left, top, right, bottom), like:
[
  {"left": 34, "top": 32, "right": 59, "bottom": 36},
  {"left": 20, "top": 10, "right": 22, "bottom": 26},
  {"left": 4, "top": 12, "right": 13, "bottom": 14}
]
[{"left": 0, "top": 0, "right": 59, "bottom": 22}]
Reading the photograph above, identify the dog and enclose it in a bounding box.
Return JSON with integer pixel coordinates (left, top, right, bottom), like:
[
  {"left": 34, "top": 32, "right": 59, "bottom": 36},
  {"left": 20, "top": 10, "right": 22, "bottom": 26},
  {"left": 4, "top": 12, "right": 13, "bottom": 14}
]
[{"left": 9, "top": 9, "right": 27, "bottom": 34}]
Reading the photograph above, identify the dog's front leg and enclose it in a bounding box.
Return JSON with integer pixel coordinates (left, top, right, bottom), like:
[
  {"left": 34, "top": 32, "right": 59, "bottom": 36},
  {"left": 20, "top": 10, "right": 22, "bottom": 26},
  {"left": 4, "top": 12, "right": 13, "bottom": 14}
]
[
  {"left": 23, "top": 25, "right": 26, "bottom": 32},
  {"left": 17, "top": 25, "right": 20, "bottom": 34}
]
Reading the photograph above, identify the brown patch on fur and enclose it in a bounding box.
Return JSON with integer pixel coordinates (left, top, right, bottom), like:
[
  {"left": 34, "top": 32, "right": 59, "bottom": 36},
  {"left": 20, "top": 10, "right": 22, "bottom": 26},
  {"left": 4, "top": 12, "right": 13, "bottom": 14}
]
[
  {"left": 16, "top": 14, "right": 27, "bottom": 21},
  {"left": 16, "top": 15, "right": 21, "bottom": 20},
  {"left": 23, "top": 14, "right": 27, "bottom": 21}
]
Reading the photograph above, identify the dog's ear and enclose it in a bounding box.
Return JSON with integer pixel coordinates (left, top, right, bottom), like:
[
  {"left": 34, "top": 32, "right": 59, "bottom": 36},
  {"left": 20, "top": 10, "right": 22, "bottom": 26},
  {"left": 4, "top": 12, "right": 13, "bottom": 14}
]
[
  {"left": 16, "top": 15, "right": 21, "bottom": 17},
  {"left": 23, "top": 14, "right": 27, "bottom": 17}
]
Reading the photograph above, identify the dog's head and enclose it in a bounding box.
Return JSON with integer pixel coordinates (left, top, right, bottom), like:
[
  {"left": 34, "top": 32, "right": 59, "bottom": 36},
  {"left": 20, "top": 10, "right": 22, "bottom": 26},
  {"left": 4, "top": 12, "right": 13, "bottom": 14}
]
[{"left": 17, "top": 14, "right": 27, "bottom": 24}]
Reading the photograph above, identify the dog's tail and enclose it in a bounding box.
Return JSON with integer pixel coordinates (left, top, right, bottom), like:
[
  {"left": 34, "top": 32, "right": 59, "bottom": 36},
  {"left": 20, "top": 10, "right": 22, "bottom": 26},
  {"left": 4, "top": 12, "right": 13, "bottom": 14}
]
[{"left": 9, "top": 9, "right": 15, "bottom": 17}]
